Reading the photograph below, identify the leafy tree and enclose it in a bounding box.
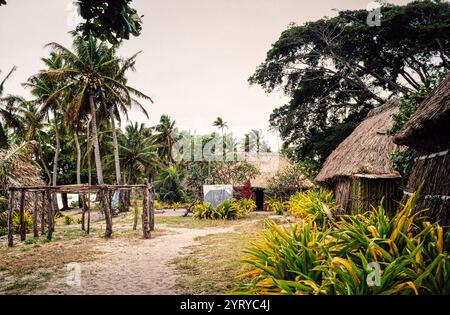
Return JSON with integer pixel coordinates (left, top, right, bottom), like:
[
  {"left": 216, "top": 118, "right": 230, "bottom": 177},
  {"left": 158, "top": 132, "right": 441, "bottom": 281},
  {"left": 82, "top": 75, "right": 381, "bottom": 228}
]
[
  {"left": 76, "top": 0, "right": 143, "bottom": 44},
  {"left": 213, "top": 117, "right": 228, "bottom": 134},
  {"left": 250, "top": 0, "right": 450, "bottom": 166}
]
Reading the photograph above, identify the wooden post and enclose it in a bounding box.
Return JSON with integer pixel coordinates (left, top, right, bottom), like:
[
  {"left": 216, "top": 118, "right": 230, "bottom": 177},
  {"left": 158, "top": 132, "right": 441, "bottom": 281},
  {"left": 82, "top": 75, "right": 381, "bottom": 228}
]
[
  {"left": 33, "top": 191, "right": 39, "bottom": 239},
  {"left": 87, "top": 193, "right": 91, "bottom": 234},
  {"left": 100, "top": 186, "right": 113, "bottom": 237},
  {"left": 46, "top": 190, "right": 53, "bottom": 241},
  {"left": 81, "top": 194, "right": 86, "bottom": 231},
  {"left": 7, "top": 189, "right": 15, "bottom": 247},
  {"left": 141, "top": 179, "right": 151, "bottom": 239},
  {"left": 133, "top": 190, "right": 138, "bottom": 231},
  {"left": 19, "top": 190, "right": 26, "bottom": 241},
  {"left": 40, "top": 191, "right": 45, "bottom": 236},
  {"left": 149, "top": 187, "right": 155, "bottom": 231}
]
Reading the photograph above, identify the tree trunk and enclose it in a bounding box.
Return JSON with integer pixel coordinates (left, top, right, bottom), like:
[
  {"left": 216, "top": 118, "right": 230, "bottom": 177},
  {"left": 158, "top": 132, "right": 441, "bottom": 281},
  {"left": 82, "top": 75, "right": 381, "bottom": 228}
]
[
  {"left": 89, "top": 95, "right": 104, "bottom": 185},
  {"left": 52, "top": 119, "right": 60, "bottom": 212},
  {"left": 109, "top": 106, "right": 122, "bottom": 185},
  {"left": 61, "top": 193, "right": 69, "bottom": 211},
  {"left": 41, "top": 191, "right": 45, "bottom": 235},
  {"left": 46, "top": 190, "right": 54, "bottom": 241},
  {"left": 100, "top": 187, "right": 113, "bottom": 237},
  {"left": 133, "top": 197, "right": 138, "bottom": 231},
  {"left": 149, "top": 187, "right": 155, "bottom": 231},
  {"left": 74, "top": 130, "right": 83, "bottom": 208}
]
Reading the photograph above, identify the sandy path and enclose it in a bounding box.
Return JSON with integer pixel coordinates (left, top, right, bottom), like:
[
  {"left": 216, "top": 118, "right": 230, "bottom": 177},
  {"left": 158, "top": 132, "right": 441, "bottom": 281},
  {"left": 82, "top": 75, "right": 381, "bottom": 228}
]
[{"left": 39, "top": 223, "right": 240, "bottom": 295}]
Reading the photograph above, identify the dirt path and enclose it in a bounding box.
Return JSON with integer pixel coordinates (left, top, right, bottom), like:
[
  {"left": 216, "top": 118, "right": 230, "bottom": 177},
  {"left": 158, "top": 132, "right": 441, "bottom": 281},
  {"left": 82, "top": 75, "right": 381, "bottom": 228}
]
[{"left": 39, "top": 222, "right": 242, "bottom": 295}]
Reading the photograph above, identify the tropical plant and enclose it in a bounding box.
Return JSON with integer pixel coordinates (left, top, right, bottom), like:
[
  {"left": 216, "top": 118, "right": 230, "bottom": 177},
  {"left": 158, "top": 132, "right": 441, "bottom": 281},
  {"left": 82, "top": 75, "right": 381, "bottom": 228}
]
[
  {"left": 287, "top": 190, "right": 336, "bottom": 227},
  {"left": 238, "top": 190, "right": 450, "bottom": 295},
  {"left": 154, "top": 165, "right": 186, "bottom": 203},
  {"left": 266, "top": 198, "right": 286, "bottom": 215},
  {"left": 12, "top": 210, "right": 33, "bottom": 233},
  {"left": 153, "top": 114, "right": 177, "bottom": 165},
  {"left": 213, "top": 117, "right": 228, "bottom": 134}
]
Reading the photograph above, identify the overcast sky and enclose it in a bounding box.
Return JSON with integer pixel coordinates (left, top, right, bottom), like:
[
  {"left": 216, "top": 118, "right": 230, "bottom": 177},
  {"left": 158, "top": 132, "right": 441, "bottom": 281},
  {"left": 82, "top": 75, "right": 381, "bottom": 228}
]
[{"left": 0, "top": 0, "right": 411, "bottom": 150}]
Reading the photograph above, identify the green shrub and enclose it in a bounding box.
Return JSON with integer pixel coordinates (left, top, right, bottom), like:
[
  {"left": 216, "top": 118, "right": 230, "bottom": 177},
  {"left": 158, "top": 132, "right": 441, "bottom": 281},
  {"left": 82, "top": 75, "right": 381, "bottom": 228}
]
[
  {"left": 266, "top": 198, "right": 286, "bottom": 215},
  {"left": 63, "top": 215, "right": 73, "bottom": 225},
  {"left": 193, "top": 198, "right": 254, "bottom": 220},
  {"left": 266, "top": 163, "right": 315, "bottom": 200},
  {"left": 12, "top": 211, "right": 33, "bottom": 233},
  {"left": 287, "top": 189, "right": 336, "bottom": 227},
  {"left": 76, "top": 217, "right": 83, "bottom": 225},
  {"left": 0, "top": 226, "right": 7, "bottom": 236},
  {"left": 237, "top": 190, "right": 450, "bottom": 295}
]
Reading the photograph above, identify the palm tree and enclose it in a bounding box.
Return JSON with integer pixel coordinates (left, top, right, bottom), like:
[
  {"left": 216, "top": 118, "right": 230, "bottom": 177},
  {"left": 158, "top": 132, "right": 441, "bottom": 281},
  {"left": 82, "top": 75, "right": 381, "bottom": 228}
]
[
  {"left": 154, "top": 115, "right": 176, "bottom": 165},
  {"left": 213, "top": 117, "right": 228, "bottom": 135},
  {"left": 38, "top": 36, "right": 117, "bottom": 184},
  {"left": 0, "top": 66, "right": 20, "bottom": 148},
  {"left": 116, "top": 122, "right": 161, "bottom": 184},
  {"left": 102, "top": 51, "right": 152, "bottom": 186},
  {"left": 24, "top": 53, "right": 66, "bottom": 189}
]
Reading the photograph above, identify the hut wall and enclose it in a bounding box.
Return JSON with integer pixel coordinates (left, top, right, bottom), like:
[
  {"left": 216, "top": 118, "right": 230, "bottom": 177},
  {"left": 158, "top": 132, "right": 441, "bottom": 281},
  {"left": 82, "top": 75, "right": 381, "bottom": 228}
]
[
  {"left": 334, "top": 180, "right": 352, "bottom": 213},
  {"left": 406, "top": 152, "right": 450, "bottom": 226},
  {"left": 351, "top": 176, "right": 401, "bottom": 214}
]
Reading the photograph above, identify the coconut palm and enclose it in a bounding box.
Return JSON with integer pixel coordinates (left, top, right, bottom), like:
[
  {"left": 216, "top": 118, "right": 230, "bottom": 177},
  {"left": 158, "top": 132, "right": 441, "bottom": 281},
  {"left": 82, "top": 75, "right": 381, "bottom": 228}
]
[
  {"left": 41, "top": 36, "right": 152, "bottom": 185},
  {"left": 213, "top": 117, "right": 228, "bottom": 134},
  {"left": 24, "top": 53, "right": 67, "bottom": 188},
  {"left": 0, "top": 67, "right": 21, "bottom": 148},
  {"left": 154, "top": 115, "right": 176, "bottom": 165},
  {"left": 116, "top": 122, "right": 161, "bottom": 184},
  {"left": 102, "top": 51, "right": 152, "bottom": 186}
]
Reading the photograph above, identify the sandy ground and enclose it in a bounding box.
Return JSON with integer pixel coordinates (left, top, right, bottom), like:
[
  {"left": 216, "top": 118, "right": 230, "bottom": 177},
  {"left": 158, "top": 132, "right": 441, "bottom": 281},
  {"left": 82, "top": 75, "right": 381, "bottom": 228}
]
[{"left": 36, "top": 213, "right": 243, "bottom": 295}]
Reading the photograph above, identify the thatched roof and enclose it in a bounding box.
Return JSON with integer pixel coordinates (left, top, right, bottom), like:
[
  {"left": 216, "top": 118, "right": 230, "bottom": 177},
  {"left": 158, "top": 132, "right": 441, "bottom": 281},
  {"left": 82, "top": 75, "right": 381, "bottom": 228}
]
[
  {"left": 0, "top": 149, "right": 46, "bottom": 189},
  {"left": 241, "top": 152, "right": 314, "bottom": 189},
  {"left": 394, "top": 73, "right": 450, "bottom": 151},
  {"left": 316, "top": 98, "right": 401, "bottom": 184}
]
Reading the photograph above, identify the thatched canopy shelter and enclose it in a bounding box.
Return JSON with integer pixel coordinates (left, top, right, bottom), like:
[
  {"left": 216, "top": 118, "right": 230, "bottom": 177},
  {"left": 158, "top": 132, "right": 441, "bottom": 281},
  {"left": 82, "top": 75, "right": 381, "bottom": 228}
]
[
  {"left": 393, "top": 73, "right": 450, "bottom": 226},
  {"left": 316, "top": 99, "right": 402, "bottom": 213}
]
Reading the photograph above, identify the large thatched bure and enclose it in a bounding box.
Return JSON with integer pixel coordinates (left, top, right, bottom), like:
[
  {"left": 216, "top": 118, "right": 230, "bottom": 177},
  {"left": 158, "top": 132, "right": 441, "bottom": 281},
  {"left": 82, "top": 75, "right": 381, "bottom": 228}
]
[
  {"left": 238, "top": 153, "right": 314, "bottom": 210},
  {"left": 394, "top": 73, "right": 450, "bottom": 226},
  {"left": 316, "top": 99, "right": 402, "bottom": 213}
]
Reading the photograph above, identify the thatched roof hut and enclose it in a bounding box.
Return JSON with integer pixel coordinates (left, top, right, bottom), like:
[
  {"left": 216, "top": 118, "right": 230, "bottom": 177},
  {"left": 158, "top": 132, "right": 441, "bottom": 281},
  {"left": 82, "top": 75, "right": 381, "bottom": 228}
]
[
  {"left": 394, "top": 74, "right": 450, "bottom": 152},
  {"left": 240, "top": 152, "right": 314, "bottom": 209},
  {"left": 0, "top": 149, "right": 46, "bottom": 189},
  {"left": 393, "top": 73, "right": 450, "bottom": 226},
  {"left": 316, "top": 99, "right": 402, "bottom": 213},
  {"left": 0, "top": 149, "right": 46, "bottom": 213}
]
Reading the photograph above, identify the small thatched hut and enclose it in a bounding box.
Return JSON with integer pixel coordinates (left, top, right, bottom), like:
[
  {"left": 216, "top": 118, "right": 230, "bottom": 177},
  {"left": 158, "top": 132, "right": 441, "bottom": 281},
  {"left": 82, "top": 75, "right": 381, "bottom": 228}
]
[
  {"left": 316, "top": 99, "right": 402, "bottom": 213},
  {"left": 0, "top": 149, "right": 46, "bottom": 217},
  {"left": 394, "top": 73, "right": 450, "bottom": 225},
  {"left": 240, "top": 153, "right": 314, "bottom": 210}
]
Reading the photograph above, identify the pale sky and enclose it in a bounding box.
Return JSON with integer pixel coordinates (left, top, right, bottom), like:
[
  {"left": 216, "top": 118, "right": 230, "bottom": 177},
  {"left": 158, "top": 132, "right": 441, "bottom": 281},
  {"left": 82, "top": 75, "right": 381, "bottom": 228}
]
[{"left": 0, "top": 0, "right": 411, "bottom": 150}]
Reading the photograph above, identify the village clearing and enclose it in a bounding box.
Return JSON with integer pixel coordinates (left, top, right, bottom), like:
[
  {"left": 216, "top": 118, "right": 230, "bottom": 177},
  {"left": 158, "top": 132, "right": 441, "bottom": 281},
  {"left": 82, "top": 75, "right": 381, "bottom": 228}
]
[{"left": 0, "top": 210, "right": 285, "bottom": 295}]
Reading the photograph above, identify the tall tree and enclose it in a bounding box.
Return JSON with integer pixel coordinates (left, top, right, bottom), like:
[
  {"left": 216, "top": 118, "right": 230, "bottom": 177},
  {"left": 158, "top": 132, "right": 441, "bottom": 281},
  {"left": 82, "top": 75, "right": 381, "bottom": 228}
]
[
  {"left": 213, "top": 117, "right": 228, "bottom": 135},
  {"left": 250, "top": 0, "right": 450, "bottom": 166},
  {"left": 154, "top": 115, "right": 176, "bottom": 165}
]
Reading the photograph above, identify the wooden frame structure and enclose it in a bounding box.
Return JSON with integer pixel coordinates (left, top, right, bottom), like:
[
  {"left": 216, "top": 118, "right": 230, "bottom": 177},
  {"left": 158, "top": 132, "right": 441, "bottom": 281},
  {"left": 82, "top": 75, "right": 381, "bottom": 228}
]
[{"left": 6, "top": 179, "right": 155, "bottom": 247}]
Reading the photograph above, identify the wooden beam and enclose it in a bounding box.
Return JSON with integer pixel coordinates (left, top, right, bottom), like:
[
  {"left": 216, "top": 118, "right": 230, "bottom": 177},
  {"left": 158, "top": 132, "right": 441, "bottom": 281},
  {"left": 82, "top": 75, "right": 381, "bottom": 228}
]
[
  {"left": 46, "top": 190, "right": 53, "bottom": 241},
  {"left": 40, "top": 191, "right": 45, "bottom": 236}
]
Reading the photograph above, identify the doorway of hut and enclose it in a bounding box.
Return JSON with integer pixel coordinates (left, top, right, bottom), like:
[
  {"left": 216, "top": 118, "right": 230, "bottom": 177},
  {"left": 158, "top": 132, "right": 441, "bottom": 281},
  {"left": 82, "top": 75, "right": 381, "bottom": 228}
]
[{"left": 254, "top": 188, "right": 265, "bottom": 211}]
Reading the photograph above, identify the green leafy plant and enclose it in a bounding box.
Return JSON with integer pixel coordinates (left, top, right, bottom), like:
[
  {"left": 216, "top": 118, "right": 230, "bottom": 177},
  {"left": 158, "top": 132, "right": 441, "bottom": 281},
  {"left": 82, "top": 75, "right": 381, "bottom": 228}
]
[
  {"left": 265, "top": 198, "right": 286, "bottom": 215},
  {"left": 63, "top": 215, "right": 73, "bottom": 225},
  {"left": 266, "top": 163, "right": 314, "bottom": 200},
  {"left": 287, "top": 190, "right": 336, "bottom": 228},
  {"left": 12, "top": 211, "right": 33, "bottom": 233},
  {"left": 0, "top": 226, "right": 7, "bottom": 236},
  {"left": 238, "top": 189, "right": 450, "bottom": 295}
]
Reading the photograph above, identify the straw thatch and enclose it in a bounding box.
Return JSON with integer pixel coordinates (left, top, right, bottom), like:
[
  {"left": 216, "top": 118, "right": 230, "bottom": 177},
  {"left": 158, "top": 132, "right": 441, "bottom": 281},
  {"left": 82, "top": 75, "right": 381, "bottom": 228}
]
[
  {"left": 394, "top": 73, "right": 450, "bottom": 152},
  {"left": 243, "top": 152, "right": 313, "bottom": 189},
  {"left": 315, "top": 99, "right": 402, "bottom": 213},
  {"left": 316, "top": 98, "right": 401, "bottom": 184},
  {"left": 0, "top": 149, "right": 46, "bottom": 189},
  {"left": 393, "top": 74, "right": 450, "bottom": 226},
  {"left": 0, "top": 149, "right": 46, "bottom": 213}
]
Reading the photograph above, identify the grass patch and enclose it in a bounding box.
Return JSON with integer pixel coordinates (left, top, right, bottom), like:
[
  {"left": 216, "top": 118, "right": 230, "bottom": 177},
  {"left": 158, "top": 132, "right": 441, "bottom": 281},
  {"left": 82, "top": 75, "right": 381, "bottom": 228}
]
[
  {"left": 156, "top": 213, "right": 268, "bottom": 229},
  {"left": 173, "top": 218, "right": 282, "bottom": 294}
]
